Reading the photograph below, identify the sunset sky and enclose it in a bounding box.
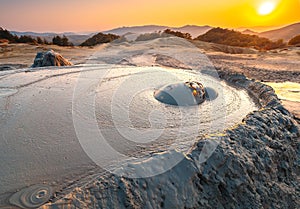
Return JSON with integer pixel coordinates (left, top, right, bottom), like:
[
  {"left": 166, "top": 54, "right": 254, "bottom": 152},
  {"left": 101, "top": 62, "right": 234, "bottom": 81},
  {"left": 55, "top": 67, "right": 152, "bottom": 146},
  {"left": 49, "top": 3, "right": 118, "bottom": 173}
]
[{"left": 0, "top": 0, "right": 299, "bottom": 32}]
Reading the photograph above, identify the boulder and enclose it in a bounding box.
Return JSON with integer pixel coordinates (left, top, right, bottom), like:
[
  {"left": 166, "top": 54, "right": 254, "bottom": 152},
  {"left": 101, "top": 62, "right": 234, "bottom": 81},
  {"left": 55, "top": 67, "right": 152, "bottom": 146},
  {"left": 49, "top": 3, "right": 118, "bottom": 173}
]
[{"left": 31, "top": 50, "right": 72, "bottom": 68}]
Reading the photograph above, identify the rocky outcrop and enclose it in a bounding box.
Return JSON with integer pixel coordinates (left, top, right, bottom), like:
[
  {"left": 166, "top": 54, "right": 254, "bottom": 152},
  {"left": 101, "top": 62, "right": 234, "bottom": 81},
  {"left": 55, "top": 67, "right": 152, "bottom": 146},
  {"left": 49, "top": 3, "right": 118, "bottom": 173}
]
[
  {"left": 31, "top": 50, "right": 73, "bottom": 68},
  {"left": 80, "top": 33, "right": 120, "bottom": 47},
  {"left": 41, "top": 73, "right": 299, "bottom": 209}
]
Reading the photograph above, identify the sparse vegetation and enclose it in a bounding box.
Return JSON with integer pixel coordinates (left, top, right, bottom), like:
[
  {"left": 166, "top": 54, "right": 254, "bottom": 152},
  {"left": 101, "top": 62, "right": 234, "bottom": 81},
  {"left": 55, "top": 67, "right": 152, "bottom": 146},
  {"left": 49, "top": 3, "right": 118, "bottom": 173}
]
[
  {"left": 17, "top": 35, "right": 37, "bottom": 44},
  {"left": 288, "top": 34, "right": 300, "bottom": 46},
  {"left": 80, "top": 33, "right": 120, "bottom": 46},
  {"left": 163, "top": 29, "right": 192, "bottom": 40},
  {"left": 113, "top": 36, "right": 128, "bottom": 43},
  {"left": 36, "top": 36, "right": 44, "bottom": 44},
  {"left": 0, "top": 27, "right": 55, "bottom": 45},
  {"left": 52, "top": 35, "right": 73, "bottom": 46},
  {"left": 136, "top": 33, "right": 161, "bottom": 41},
  {"left": 0, "top": 27, "right": 18, "bottom": 43},
  {"left": 0, "top": 27, "right": 75, "bottom": 46},
  {"left": 195, "top": 27, "right": 286, "bottom": 50},
  {"left": 43, "top": 38, "right": 50, "bottom": 45},
  {"left": 135, "top": 32, "right": 170, "bottom": 42}
]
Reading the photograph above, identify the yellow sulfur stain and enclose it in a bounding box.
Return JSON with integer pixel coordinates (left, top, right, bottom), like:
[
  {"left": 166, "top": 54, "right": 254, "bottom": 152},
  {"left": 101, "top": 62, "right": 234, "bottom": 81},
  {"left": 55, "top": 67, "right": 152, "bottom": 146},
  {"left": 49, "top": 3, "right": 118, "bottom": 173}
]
[{"left": 264, "top": 82, "right": 300, "bottom": 102}]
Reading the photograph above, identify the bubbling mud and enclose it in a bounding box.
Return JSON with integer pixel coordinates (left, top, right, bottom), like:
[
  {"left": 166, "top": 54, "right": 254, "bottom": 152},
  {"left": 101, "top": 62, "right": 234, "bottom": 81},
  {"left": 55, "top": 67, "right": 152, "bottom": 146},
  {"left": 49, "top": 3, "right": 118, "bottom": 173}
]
[
  {"left": 9, "top": 184, "right": 53, "bottom": 209},
  {"left": 154, "top": 81, "right": 207, "bottom": 106}
]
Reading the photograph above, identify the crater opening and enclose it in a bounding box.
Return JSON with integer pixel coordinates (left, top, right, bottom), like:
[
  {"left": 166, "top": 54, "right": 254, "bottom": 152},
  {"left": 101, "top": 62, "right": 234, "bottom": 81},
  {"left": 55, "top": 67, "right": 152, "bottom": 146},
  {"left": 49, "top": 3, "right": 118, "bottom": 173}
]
[{"left": 154, "top": 81, "right": 209, "bottom": 106}]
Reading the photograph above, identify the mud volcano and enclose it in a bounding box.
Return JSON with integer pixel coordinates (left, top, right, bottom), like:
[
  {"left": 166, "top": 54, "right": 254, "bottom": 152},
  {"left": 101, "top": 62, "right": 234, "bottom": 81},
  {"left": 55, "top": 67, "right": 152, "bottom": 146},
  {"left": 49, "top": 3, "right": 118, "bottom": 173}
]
[
  {"left": 0, "top": 65, "right": 257, "bottom": 208},
  {"left": 0, "top": 37, "right": 298, "bottom": 209},
  {"left": 43, "top": 71, "right": 299, "bottom": 209},
  {"left": 43, "top": 36, "right": 299, "bottom": 207}
]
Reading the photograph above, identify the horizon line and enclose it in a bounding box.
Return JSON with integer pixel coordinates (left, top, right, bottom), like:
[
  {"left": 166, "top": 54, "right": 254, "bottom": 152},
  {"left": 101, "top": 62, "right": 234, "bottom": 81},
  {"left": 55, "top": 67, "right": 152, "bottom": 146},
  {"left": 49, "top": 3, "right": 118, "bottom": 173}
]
[{"left": 2, "top": 21, "right": 299, "bottom": 34}]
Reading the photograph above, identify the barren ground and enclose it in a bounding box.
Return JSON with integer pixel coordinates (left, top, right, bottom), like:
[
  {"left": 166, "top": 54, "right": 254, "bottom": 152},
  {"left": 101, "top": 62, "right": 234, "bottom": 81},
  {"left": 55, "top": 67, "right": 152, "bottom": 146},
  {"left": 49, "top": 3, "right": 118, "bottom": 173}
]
[{"left": 0, "top": 43, "right": 104, "bottom": 67}]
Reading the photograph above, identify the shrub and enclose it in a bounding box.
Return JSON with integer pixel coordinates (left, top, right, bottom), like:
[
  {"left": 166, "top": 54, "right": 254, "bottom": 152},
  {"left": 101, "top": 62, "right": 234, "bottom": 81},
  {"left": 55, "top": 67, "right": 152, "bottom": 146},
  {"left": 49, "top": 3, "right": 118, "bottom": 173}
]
[
  {"left": 288, "top": 35, "right": 300, "bottom": 46},
  {"left": 52, "top": 35, "right": 73, "bottom": 46},
  {"left": 135, "top": 33, "right": 162, "bottom": 41},
  {"left": 163, "top": 29, "right": 192, "bottom": 40},
  {"left": 80, "top": 33, "right": 120, "bottom": 46},
  {"left": 0, "top": 27, "right": 49, "bottom": 45},
  {"left": 0, "top": 27, "right": 18, "bottom": 43},
  {"left": 36, "top": 36, "right": 44, "bottom": 44},
  {"left": 17, "top": 35, "right": 37, "bottom": 44},
  {"left": 195, "top": 27, "right": 286, "bottom": 50}
]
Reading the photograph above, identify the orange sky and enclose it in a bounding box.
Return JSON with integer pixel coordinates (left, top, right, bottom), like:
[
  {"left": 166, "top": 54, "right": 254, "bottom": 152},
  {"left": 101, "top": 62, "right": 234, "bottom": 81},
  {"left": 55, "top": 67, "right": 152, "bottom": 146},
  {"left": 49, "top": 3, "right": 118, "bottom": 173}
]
[{"left": 0, "top": 0, "right": 299, "bottom": 32}]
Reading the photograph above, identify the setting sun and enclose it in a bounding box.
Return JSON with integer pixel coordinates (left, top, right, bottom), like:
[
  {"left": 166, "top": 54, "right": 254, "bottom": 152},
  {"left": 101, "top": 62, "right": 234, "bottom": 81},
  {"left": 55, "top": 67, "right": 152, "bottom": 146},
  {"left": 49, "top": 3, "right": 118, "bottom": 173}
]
[{"left": 258, "top": 1, "right": 276, "bottom": 15}]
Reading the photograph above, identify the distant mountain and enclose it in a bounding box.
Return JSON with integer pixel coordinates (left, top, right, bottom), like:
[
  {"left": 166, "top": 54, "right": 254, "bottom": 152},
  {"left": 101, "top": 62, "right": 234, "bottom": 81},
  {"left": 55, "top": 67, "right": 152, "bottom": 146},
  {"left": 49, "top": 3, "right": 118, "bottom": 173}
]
[
  {"left": 10, "top": 31, "right": 91, "bottom": 45},
  {"left": 11, "top": 31, "right": 86, "bottom": 37},
  {"left": 195, "top": 27, "right": 285, "bottom": 50},
  {"left": 259, "top": 22, "right": 300, "bottom": 41},
  {"left": 241, "top": 29, "right": 258, "bottom": 35},
  {"left": 103, "top": 25, "right": 167, "bottom": 36},
  {"left": 103, "top": 25, "right": 212, "bottom": 38},
  {"left": 8, "top": 22, "right": 300, "bottom": 46},
  {"left": 236, "top": 25, "right": 279, "bottom": 33},
  {"left": 173, "top": 25, "right": 212, "bottom": 38},
  {"left": 11, "top": 31, "right": 57, "bottom": 37}
]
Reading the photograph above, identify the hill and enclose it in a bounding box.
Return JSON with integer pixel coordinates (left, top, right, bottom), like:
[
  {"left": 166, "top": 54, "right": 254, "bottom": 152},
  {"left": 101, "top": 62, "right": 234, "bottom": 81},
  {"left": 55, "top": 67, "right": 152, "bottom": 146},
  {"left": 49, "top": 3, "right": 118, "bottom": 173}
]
[
  {"left": 288, "top": 34, "right": 300, "bottom": 46},
  {"left": 259, "top": 22, "right": 300, "bottom": 41},
  {"left": 80, "top": 32, "right": 120, "bottom": 46},
  {"left": 195, "top": 27, "right": 285, "bottom": 50}
]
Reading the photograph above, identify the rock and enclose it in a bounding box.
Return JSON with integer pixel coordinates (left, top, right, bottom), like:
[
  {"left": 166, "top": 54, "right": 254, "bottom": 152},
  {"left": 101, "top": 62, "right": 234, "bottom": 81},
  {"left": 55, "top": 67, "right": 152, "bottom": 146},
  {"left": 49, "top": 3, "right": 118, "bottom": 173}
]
[{"left": 31, "top": 50, "right": 73, "bottom": 68}]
